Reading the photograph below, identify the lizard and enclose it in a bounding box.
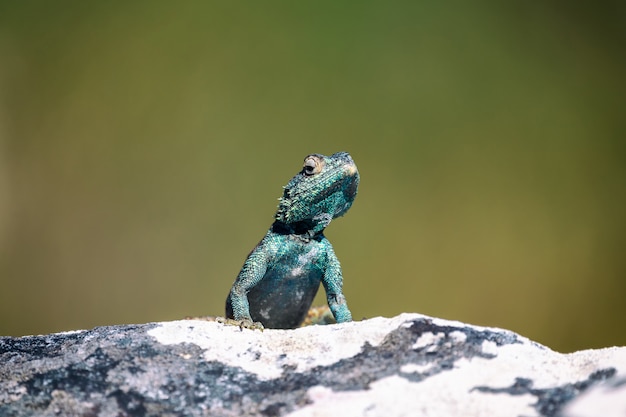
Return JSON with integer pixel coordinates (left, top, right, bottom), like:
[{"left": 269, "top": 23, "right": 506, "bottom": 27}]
[{"left": 225, "top": 152, "right": 359, "bottom": 330}]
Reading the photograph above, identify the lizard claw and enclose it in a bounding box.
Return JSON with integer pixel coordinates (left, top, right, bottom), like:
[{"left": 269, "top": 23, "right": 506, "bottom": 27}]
[{"left": 239, "top": 319, "right": 264, "bottom": 331}]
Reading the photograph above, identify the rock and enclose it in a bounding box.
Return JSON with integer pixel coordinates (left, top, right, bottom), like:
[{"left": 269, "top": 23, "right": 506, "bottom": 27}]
[
  {"left": 560, "top": 374, "right": 626, "bottom": 417},
  {"left": 0, "top": 313, "right": 624, "bottom": 417}
]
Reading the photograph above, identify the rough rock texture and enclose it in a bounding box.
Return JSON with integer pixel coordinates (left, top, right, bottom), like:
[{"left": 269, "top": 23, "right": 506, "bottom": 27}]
[{"left": 1, "top": 313, "right": 624, "bottom": 417}]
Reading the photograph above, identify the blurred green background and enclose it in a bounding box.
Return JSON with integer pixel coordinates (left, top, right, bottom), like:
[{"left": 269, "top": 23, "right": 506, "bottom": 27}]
[{"left": 0, "top": 2, "right": 624, "bottom": 352}]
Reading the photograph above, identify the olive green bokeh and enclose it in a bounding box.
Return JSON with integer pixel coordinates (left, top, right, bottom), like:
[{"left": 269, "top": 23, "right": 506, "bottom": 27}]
[{"left": 0, "top": 2, "right": 624, "bottom": 352}]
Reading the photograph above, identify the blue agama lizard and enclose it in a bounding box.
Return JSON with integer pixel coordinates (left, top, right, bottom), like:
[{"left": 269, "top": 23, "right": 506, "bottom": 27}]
[{"left": 225, "top": 152, "right": 359, "bottom": 329}]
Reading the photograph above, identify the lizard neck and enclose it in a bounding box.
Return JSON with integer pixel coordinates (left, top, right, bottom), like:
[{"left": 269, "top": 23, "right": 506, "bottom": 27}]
[{"left": 271, "top": 220, "right": 324, "bottom": 242}]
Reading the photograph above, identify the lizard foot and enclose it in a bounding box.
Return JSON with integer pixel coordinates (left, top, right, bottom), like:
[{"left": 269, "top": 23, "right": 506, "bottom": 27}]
[{"left": 216, "top": 317, "right": 264, "bottom": 331}]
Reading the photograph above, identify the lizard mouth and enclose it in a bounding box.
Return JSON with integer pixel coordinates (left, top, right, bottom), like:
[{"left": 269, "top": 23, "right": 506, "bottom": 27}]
[
  {"left": 309, "top": 161, "right": 358, "bottom": 204},
  {"left": 311, "top": 157, "right": 359, "bottom": 219}
]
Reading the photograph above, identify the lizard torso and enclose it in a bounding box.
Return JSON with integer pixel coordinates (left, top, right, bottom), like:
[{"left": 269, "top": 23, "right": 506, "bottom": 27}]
[{"left": 226, "top": 152, "right": 359, "bottom": 329}]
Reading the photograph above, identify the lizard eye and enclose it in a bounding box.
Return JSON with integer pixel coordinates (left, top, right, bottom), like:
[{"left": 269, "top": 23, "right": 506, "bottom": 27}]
[{"left": 303, "top": 156, "right": 322, "bottom": 176}]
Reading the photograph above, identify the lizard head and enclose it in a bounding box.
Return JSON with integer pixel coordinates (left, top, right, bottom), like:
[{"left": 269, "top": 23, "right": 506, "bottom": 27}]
[{"left": 275, "top": 152, "right": 359, "bottom": 235}]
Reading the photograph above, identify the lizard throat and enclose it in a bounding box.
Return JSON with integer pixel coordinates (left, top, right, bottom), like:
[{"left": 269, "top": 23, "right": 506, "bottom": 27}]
[{"left": 271, "top": 220, "right": 323, "bottom": 241}]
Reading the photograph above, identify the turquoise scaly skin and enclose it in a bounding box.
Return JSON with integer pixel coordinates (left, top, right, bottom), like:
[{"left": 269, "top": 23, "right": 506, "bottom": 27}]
[{"left": 226, "top": 152, "right": 359, "bottom": 329}]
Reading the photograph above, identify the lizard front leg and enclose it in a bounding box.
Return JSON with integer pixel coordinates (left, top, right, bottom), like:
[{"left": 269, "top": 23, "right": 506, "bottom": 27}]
[
  {"left": 226, "top": 243, "right": 269, "bottom": 330},
  {"left": 320, "top": 239, "right": 353, "bottom": 323}
]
